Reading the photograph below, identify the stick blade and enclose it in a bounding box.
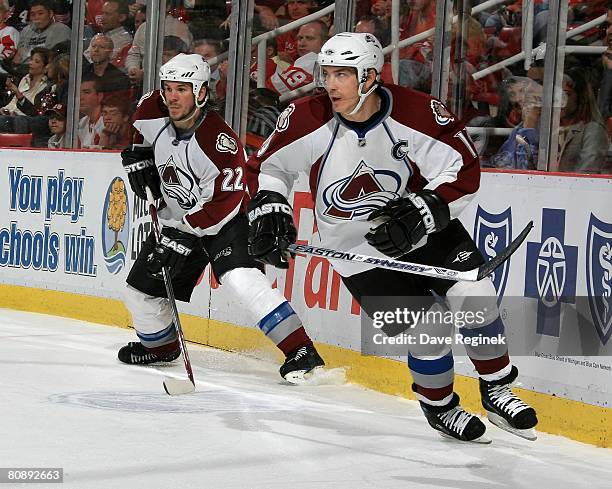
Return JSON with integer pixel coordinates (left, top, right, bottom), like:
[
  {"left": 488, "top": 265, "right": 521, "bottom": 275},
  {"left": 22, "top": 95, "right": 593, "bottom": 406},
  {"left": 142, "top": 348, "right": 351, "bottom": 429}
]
[
  {"left": 163, "top": 378, "right": 195, "bottom": 396},
  {"left": 476, "top": 220, "right": 533, "bottom": 281}
]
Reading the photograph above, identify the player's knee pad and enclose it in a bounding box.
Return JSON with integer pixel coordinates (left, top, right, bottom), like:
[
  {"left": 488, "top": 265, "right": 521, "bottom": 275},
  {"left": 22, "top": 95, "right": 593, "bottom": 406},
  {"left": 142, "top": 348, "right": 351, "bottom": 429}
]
[
  {"left": 446, "top": 278, "right": 500, "bottom": 328},
  {"left": 123, "top": 285, "right": 173, "bottom": 335},
  {"left": 220, "top": 267, "right": 289, "bottom": 324}
]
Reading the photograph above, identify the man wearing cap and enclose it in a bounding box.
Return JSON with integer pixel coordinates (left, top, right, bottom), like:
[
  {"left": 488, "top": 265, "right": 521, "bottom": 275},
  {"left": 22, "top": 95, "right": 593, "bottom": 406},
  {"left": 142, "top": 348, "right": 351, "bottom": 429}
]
[{"left": 46, "top": 102, "right": 66, "bottom": 148}]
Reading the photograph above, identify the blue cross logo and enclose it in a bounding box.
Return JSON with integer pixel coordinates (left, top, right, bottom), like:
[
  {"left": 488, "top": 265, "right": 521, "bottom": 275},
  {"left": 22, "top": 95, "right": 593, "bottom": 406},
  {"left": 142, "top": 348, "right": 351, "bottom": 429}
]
[{"left": 524, "top": 208, "right": 577, "bottom": 336}]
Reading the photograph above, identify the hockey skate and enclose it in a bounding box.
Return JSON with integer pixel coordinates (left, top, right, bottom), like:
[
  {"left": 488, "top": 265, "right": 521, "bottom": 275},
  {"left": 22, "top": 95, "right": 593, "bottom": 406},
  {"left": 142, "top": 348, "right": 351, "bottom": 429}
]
[
  {"left": 420, "top": 393, "right": 491, "bottom": 443},
  {"left": 280, "top": 344, "right": 325, "bottom": 384},
  {"left": 480, "top": 366, "right": 538, "bottom": 441},
  {"left": 118, "top": 341, "right": 181, "bottom": 365}
]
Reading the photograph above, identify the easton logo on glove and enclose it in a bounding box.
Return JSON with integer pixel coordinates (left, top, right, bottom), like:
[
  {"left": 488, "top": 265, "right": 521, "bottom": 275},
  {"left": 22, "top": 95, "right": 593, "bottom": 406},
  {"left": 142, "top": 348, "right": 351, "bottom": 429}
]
[
  {"left": 159, "top": 235, "right": 192, "bottom": 256},
  {"left": 247, "top": 202, "right": 293, "bottom": 223},
  {"left": 406, "top": 193, "right": 436, "bottom": 234},
  {"left": 124, "top": 159, "right": 155, "bottom": 173}
]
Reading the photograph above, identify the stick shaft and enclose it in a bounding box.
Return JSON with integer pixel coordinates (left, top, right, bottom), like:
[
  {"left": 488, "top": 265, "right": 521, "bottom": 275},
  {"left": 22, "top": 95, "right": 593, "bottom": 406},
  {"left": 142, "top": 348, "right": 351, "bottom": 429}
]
[
  {"left": 146, "top": 188, "right": 194, "bottom": 385},
  {"left": 288, "top": 221, "right": 533, "bottom": 283}
]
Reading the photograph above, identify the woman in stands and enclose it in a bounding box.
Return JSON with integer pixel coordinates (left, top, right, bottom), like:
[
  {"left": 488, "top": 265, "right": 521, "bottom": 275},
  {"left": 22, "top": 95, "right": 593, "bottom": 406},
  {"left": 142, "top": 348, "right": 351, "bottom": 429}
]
[{"left": 1, "top": 47, "right": 50, "bottom": 117}]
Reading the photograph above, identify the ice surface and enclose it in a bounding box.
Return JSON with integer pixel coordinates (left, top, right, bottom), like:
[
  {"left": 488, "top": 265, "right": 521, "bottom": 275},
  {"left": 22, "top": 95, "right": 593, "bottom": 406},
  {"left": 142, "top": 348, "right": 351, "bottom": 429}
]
[{"left": 1, "top": 309, "right": 611, "bottom": 489}]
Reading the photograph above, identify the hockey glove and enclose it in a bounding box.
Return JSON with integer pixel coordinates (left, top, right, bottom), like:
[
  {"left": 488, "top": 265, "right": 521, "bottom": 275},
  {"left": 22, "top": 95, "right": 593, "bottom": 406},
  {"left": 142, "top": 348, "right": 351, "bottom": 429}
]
[
  {"left": 146, "top": 227, "right": 199, "bottom": 279},
  {"left": 121, "top": 146, "right": 162, "bottom": 200},
  {"left": 247, "top": 190, "right": 297, "bottom": 269},
  {"left": 365, "top": 190, "right": 450, "bottom": 258}
]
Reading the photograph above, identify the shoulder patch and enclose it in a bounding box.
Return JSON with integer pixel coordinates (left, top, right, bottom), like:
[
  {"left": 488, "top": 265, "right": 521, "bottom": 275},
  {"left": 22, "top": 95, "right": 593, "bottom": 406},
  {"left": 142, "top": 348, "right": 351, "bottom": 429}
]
[
  {"left": 276, "top": 103, "right": 295, "bottom": 132},
  {"left": 216, "top": 132, "right": 238, "bottom": 154},
  {"left": 430, "top": 100, "right": 455, "bottom": 126},
  {"left": 137, "top": 90, "right": 155, "bottom": 108}
]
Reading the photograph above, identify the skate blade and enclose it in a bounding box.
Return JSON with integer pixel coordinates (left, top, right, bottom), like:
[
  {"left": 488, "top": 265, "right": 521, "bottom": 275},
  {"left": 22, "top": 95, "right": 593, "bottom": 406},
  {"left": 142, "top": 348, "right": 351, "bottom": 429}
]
[
  {"left": 487, "top": 413, "right": 537, "bottom": 441},
  {"left": 163, "top": 378, "right": 195, "bottom": 396},
  {"left": 439, "top": 432, "right": 492, "bottom": 444},
  {"left": 282, "top": 366, "right": 327, "bottom": 385}
]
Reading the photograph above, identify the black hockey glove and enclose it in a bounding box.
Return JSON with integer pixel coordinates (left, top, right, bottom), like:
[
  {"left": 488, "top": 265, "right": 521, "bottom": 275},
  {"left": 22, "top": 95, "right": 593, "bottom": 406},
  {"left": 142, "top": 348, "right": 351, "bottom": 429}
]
[
  {"left": 146, "top": 227, "right": 199, "bottom": 279},
  {"left": 247, "top": 190, "right": 297, "bottom": 269},
  {"left": 365, "top": 190, "right": 450, "bottom": 258},
  {"left": 121, "top": 146, "right": 162, "bottom": 200}
]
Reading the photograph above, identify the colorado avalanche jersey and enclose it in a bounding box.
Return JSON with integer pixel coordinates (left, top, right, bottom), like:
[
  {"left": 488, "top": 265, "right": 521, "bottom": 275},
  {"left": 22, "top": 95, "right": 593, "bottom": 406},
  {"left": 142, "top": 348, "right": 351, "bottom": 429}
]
[
  {"left": 133, "top": 90, "right": 247, "bottom": 237},
  {"left": 247, "top": 84, "right": 480, "bottom": 276}
]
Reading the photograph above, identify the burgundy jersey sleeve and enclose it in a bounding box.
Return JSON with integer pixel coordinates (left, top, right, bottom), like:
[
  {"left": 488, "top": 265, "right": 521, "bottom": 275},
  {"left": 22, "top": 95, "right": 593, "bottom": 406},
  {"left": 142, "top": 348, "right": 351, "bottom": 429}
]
[
  {"left": 131, "top": 90, "right": 168, "bottom": 146},
  {"left": 246, "top": 92, "right": 333, "bottom": 198},
  {"left": 388, "top": 85, "right": 480, "bottom": 218},
  {"left": 182, "top": 112, "right": 247, "bottom": 234}
]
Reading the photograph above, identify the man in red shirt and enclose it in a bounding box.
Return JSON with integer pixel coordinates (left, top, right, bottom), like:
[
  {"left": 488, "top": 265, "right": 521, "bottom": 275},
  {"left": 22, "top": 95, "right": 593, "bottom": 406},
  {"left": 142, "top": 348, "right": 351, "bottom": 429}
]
[{"left": 276, "top": 0, "right": 317, "bottom": 63}]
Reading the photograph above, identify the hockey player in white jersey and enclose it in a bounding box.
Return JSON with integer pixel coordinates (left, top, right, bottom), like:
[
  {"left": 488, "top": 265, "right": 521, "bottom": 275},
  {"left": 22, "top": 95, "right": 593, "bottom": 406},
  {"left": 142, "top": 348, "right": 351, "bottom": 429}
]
[
  {"left": 119, "top": 53, "right": 324, "bottom": 383},
  {"left": 247, "top": 33, "right": 538, "bottom": 441}
]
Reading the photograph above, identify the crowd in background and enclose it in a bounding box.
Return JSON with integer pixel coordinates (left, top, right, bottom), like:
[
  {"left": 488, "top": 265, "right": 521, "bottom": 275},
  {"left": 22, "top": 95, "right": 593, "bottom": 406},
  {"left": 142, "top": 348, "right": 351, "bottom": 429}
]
[{"left": 0, "top": 0, "right": 609, "bottom": 174}]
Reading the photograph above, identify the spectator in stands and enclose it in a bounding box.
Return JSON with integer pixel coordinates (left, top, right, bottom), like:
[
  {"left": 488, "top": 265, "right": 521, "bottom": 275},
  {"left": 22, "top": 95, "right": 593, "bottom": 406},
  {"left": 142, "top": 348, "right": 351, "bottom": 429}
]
[
  {"left": 276, "top": 0, "right": 318, "bottom": 63},
  {"left": 46, "top": 102, "right": 66, "bottom": 148},
  {"left": 161, "top": 35, "right": 188, "bottom": 65},
  {"left": 557, "top": 68, "right": 610, "bottom": 173},
  {"left": 52, "top": 0, "right": 72, "bottom": 26},
  {"left": 192, "top": 38, "right": 222, "bottom": 61},
  {"left": 355, "top": 15, "right": 390, "bottom": 46},
  {"left": 86, "top": 0, "right": 106, "bottom": 32},
  {"left": 399, "top": 0, "right": 435, "bottom": 60},
  {"left": 86, "top": 0, "right": 133, "bottom": 63},
  {"left": 7, "top": 0, "right": 31, "bottom": 31},
  {"left": 370, "top": 0, "right": 388, "bottom": 21},
  {"left": 267, "top": 20, "right": 328, "bottom": 95},
  {"left": 490, "top": 77, "right": 543, "bottom": 170},
  {"left": 0, "top": 1, "right": 19, "bottom": 75},
  {"left": 1, "top": 47, "right": 50, "bottom": 118},
  {"left": 83, "top": 34, "right": 131, "bottom": 95},
  {"left": 598, "top": 3, "right": 612, "bottom": 122},
  {"left": 6, "top": 49, "right": 70, "bottom": 146},
  {"left": 98, "top": 95, "right": 131, "bottom": 149},
  {"left": 13, "top": 1, "right": 71, "bottom": 67},
  {"left": 126, "top": 4, "right": 192, "bottom": 87},
  {"left": 78, "top": 74, "right": 105, "bottom": 149},
  {"left": 254, "top": 3, "right": 282, "bottom": 30},
  {"left": 192, "top": 38, "right": 223, "bottom": 94},
  {"left": 492, "top": 69, "right": 610, "bottom": 173},
  {"left": 132, "top": 4, "right": 146, "bottom": 31}
]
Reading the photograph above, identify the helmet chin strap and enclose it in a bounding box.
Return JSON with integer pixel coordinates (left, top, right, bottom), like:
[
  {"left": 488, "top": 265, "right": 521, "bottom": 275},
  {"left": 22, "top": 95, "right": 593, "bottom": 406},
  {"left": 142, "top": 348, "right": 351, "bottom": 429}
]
[
  {"left": 173, "top": 104, "right": 201, "bottom": 124},
  {"left": 347, "top": 80, "right": 378, "bottom": 116}
]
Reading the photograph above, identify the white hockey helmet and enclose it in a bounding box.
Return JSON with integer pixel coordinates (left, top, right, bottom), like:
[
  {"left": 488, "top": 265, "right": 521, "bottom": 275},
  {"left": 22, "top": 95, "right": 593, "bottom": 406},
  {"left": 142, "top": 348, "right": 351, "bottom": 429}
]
[
  {"left": 159, "top": 53, "right": 211, "bottom": 108},
  {"left": 315, "top": 32, "right": 384, "bottom": 115}
]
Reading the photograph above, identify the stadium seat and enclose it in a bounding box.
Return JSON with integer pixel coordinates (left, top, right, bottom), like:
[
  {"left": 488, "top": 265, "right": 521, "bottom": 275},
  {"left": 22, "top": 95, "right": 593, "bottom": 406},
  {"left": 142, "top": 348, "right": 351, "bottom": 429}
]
[{"left": 0, "top": 133, "right": 33, "bottom": 147}]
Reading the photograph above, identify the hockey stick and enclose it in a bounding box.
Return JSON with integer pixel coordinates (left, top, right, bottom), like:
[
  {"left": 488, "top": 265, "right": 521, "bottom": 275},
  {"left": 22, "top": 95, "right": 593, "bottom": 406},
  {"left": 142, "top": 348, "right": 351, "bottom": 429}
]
[
  {"left": 146, "top": 187, "right": 195, "bottom": 396},
  {"left": 288, "top": 221, "right": 533, "bottom": 282}
]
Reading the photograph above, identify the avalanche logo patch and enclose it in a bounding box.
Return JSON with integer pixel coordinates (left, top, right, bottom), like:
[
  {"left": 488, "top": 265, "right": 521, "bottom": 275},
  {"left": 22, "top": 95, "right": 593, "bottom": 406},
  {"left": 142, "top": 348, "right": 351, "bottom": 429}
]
[
  {"left": 276, "top": 104, "right": 295, "bottom": 132},
  {"left": 216, "top": 133, "right": 238, "bottom": 154},
  {"left": 322, "top": 161, "right": 401, "bottom": 220},
  {"left": 159, "top": 155, "right": 198, "bottom": 210},
  {"left": 430, "top": 100, "right": 454, "bottom": 126},
  {"left": 586, "top": 214, "right": 612, "bottom": 344}
]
